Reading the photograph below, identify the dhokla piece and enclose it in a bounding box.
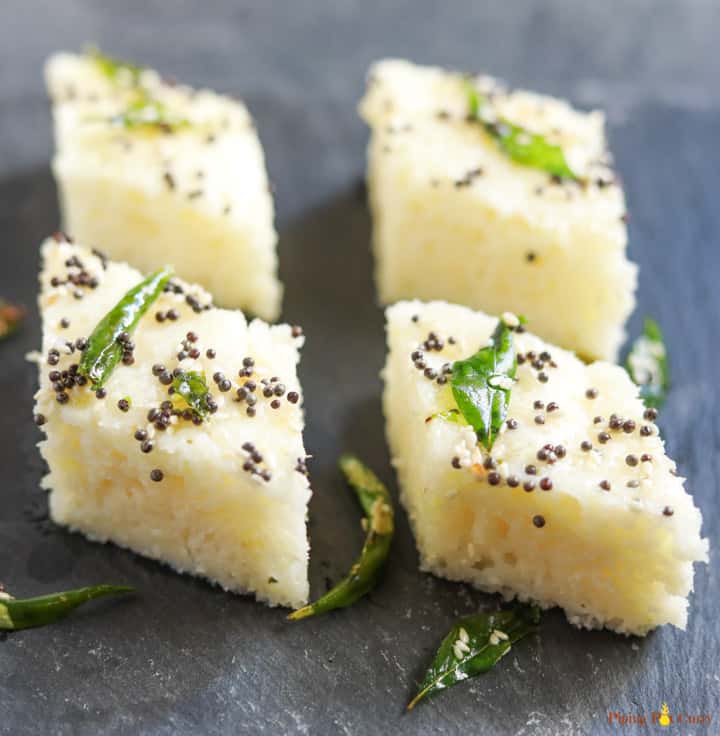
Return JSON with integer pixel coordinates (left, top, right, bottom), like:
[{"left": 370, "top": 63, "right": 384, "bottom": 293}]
[
  {"left": 45, "top": 50, "right": 281, "bottom": 320},
  {"left": 34, "top": 235, "right": 310, "bottom": 608},
  {"left": 360, "top": 59, "right": 637, "bottom": 362},
  {"left": 383, "top": 301, "right": 707, "bottom": 635}
]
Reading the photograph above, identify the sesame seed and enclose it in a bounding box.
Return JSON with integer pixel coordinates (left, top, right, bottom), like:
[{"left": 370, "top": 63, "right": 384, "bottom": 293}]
[
  {"left": 641, "top": 453, "right": 652, "bottom": 462},
  {"left": 534, "top": 415, "right": 545, "bottom": 425},
  {"left": 534, "top": 400, "right": 545, "bottom": 410},
  {"left": 643, "top": 407, "right": 658, "bottom": 421},
  {"left": 538, "top": 372, "right": 549, "bottom": 383},
  {"left": 141, "top": 440, "right": 154, "bottom": 453},
  {"left": 585, "top": 388, "right": 598, "bottom": 399},
  {"left": 598, "top": 431, "right": 611, "bottom": 443},
  {"left": 270, "top": 399, "right": 281, "bottom": 409},
  {"left": 539, "top": 477, "right": 553, "bottom": 491},
  {"left": 206, "top": 349, "right": 216, "bottom": 359},
  {"left": 640, "top": 425, "right": 653, "bottom": 437},
  {"left": 523, "top": 480, "right": 535, "bottom": 492},
  {"left": 626, "top": 454, "right": 639, "bottom": 467},
  {"left": 506, "top": 418, "right": 518, "bottom": 430},
  {"left": 134, "top": 429, "right": 147, "bottom": 441},
  {"left": 627, "top": 480, "right": 640, "bottom": 488},
  {"left": 662, "top": 506, "right": 674, "bottom": 517},
  {"left": 33, "top": 413, "right": 46, "bottom": 426},
  {"left": 487, "top": 471, "right": 501, "bottom": 486},
  {"left": 117, "top": 399, "right": 130, "bottom": 412},
  {"left": 532, "top": 515, "right": 545, "bottom": 528},
  {"left": 95, "top": 388, "right": 107, "bottom": 399},
  {"left": 525, "top": 464, "right": 537, "bottom": 475},
  {"left": 507, "top": 475, "right": 519, "bottom": 487},
  {"left": 599, "top": 480, "right": 611, "bottom": 491},
  {"left": 150, "top": 469, "right": 164, "bottom": 482},
  {"left": 291, "top": 325, "right": 304, "bottom": 338},
  {"left": 593, "top": 415, "right": 604, "bottom": 424},
  {"left": 451, "top": 456, "right": 462, "bottom": 469}
]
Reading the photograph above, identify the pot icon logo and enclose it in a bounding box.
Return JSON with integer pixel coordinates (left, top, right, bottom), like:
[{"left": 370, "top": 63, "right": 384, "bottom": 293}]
[{"left": 659, "top": 703, "right": 671, "bottom": 727}]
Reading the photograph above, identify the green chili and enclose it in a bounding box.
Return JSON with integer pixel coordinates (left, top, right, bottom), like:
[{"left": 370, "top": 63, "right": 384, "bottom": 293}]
[
  {"left": 0, "top": 299, "right": 24, "bottom": 341},
  {"left": 78, "top": 267, "right": 172, "bottom": 389},
  {"left": 288, "top": 455, "right": 394, "bottom": 621},
  {"left": 0, "top": 585, "right": 135, "bottom": 631}
]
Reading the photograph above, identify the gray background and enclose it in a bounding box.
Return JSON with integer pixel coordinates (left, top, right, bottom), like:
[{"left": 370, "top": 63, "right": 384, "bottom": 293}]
[{"left": 0, "top": 1, "right": 718, "bottom": 734}]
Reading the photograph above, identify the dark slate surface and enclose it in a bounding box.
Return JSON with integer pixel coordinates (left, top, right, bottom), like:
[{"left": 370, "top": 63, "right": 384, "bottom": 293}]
[{"left": 0, "top": 2, "right": 718, "bottom": 734}]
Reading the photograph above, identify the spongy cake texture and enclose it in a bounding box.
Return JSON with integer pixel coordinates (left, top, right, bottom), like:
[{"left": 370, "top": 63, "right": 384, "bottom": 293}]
[
  {"left": 34, "top": 237, "right": 310, "bottom": 607},
  {"left": 46, "top": 51, "right": 281, "bottom": 320},
  {"left": 383, "top": 300, "right": 707, "bottom": 635},
  {"left": 361, "top": 59, "right": 637, "bottom": 361}
]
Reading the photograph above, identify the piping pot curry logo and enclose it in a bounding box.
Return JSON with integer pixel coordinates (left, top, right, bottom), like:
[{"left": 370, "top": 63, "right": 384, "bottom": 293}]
[{"left": 607, "top": 703, "right": 713, "bottom": 728}]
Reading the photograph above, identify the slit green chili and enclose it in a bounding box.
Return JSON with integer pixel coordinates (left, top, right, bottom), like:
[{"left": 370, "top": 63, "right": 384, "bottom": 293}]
[
  {"left": 78, "top": 267, "right": 172, "bottom": 389},
  {"left": 288, "top": 455, "right": 394, "bottom": 620},
  {"left": 0, "top": 585, "right": 135, "bottom": 631},
  {"left": 0, "top": 299, "right": 24, "bottom": 341}
]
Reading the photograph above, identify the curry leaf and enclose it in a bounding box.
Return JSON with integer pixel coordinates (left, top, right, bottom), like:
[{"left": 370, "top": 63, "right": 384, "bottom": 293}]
[
  {"left": 407, "top": 604, "right": 540, "bottom": 710},
  {"left": 111, "top": 98, "right": 190, "bottom": 133},
  {"left": 172, "top": 370, "right": 211, "bottom": 420},
  {"left": 625, "top": 318, "right": 669, "bottom": 409},
  {"left": 86, "top": 46, "right": 144, "bottom": 86},
  {"left": 466, "top": 80, "right": 578, "bottom": 180},
  {"left": 451, "top": 316, "right": 520, "bottom": 450}
]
